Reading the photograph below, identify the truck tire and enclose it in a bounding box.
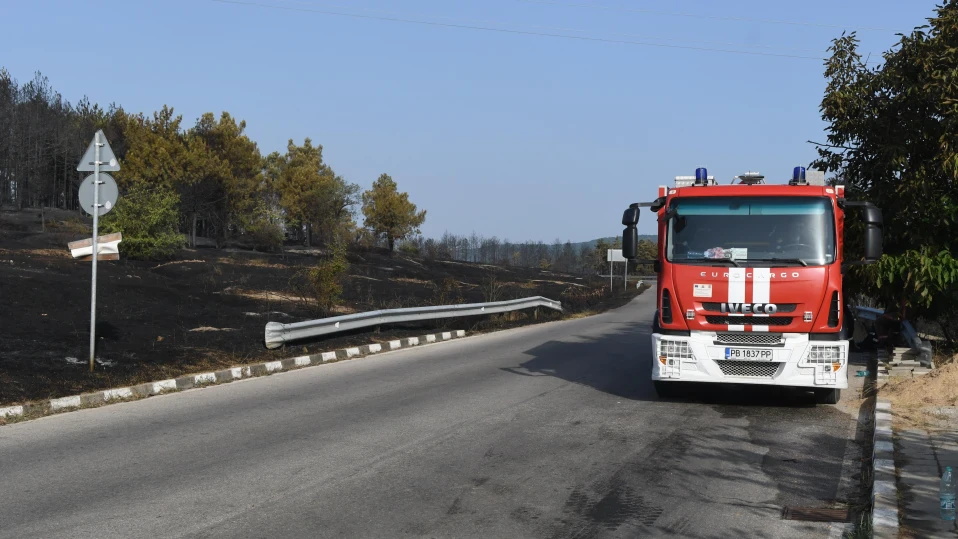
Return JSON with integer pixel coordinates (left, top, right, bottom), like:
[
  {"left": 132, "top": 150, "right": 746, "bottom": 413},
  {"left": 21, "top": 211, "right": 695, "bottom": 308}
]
[
  {"left": 654, "top": 381, "right": 681, "bottom": 399},
  {"left": 815, "top": 388, "right": 841, "bottom": 405}
]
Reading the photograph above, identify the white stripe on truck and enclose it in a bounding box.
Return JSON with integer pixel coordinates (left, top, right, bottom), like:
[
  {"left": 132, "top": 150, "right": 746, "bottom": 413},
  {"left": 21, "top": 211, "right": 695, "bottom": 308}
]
[
  {"left": 728, "top": 268, "right": 746, "bottom": 331},
  {"left": 753, "top": 268, "right": 770, "bottom": 304}
]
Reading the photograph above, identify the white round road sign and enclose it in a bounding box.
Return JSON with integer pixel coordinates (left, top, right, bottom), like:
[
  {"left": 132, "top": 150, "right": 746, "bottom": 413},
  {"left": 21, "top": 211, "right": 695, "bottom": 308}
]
[{"left": 78, "top": 173, "right": 119, "bottom": 217}]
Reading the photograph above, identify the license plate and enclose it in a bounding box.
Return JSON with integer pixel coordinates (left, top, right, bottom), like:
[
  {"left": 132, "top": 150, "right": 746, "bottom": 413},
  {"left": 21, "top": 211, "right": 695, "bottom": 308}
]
[{"left": 724, "top": 347, "right": 773, "bottom": 360}]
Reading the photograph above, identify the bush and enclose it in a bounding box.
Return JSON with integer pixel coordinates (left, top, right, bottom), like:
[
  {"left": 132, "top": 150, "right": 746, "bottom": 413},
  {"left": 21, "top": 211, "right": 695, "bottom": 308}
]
[
  {"left": 100, "top": 183, "right": 184, "bottom": 260},
  {"left": 47, "top": 217, "right": 91, "bottom": 235},
  {"left": 432, "top": 277, "right": 463, "bottom": 305},
  {"left": 247, "top": 221, "right": 285, "bottom": 252},
  {"left": 398, "top": 241, "right": 419, "bottom": 256},
  {"left": 480, "top": 272, "right": 508, "bottom": 302},
  {"left": 289, "top": 242, "right": 349, "bottom": 316}
]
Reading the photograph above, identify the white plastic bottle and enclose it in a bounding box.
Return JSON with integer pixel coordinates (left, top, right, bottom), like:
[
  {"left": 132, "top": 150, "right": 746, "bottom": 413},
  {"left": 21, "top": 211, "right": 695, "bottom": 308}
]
[{"left": 941, "top": 466, "right": 955, "bottom": 521}]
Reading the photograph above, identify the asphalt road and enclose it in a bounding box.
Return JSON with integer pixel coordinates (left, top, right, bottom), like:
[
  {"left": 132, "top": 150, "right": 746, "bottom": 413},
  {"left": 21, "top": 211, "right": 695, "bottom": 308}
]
[{"left": 0, "top": 291, "right": 866, "bottom": 539}]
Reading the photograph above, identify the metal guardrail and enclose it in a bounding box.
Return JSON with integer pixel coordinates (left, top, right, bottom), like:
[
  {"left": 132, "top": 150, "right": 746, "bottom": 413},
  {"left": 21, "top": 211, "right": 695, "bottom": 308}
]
[
  {"left": 852, "top": 306, "right": 884, "bottom": 322},
  {"left": 264, "top": 296, "right": 563, "bottom": 349},
  {"left": 901, "top": 320, "right": 934, "bottom": 367},
  {"left": 853, "top": 306, "right": 933, "bottom": 367}
]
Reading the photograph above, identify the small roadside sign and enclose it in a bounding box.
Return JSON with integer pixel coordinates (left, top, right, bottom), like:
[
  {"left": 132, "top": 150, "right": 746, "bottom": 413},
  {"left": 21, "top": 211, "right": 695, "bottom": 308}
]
[
  {"left": 76, "top": 130, "right": 121, "bottom": 372},
  {"left": 68, "top": 233, "right": 122, "bottom": 261},
  {"left": 78, "top": 173, "right": 119, "bottom": 216},
  {"left": 77, "top": 130, "right": 120, "bottom": 172},
  {"left": 607, "top": 249, "right": 628, "bottom": 291}
]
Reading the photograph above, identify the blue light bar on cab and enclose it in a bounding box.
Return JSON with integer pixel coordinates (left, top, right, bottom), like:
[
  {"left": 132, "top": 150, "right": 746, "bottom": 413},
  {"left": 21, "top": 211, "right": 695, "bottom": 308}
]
[
  {"left": 793, "top": 166, "right": 806, "bottom": 181},
  {"left": 695, "top": 167, "right": 708, "bottom": 184}
]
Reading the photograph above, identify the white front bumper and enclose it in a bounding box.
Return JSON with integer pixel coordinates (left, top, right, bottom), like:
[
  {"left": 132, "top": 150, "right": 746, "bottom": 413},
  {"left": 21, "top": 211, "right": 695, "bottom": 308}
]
[{"left": 650, "top": 331, "right": 848, "bottom": 389}]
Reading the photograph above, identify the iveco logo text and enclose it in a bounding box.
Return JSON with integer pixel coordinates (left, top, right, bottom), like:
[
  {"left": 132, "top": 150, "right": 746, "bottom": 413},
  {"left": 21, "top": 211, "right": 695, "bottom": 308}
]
[
  {"left": 699, "top": 272, "right": 801, "bottom": 278},
  {"left": 720, "top": 303, "right": 779, "bottom": 314}
]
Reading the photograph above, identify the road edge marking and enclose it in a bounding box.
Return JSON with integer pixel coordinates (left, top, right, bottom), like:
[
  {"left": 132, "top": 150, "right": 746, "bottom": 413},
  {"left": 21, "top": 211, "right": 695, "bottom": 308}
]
[{"left": 0, "top": 330, "right": 470, "bottom": 426}]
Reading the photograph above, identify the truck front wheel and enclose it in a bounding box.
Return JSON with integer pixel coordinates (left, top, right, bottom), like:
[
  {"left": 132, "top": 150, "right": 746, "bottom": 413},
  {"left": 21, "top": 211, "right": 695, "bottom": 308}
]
[{"left": 815, "top": 388, "right": 841, "bottom": 405}]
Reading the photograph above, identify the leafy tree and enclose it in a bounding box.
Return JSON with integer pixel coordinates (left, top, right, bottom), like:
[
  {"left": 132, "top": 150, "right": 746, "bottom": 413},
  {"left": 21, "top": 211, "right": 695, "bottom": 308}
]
[
  {"left": 189, "top": 112, "right": 264, "bottom": 246},
  {"left": 177, "top": 134, "right": 230, "bottom": 247},
  {"left": 361, "top": 173, "right": 426, "bottom": 252},
  {"left": 271, "top": 139, "right": 359, "bottom": 247},
  {"left": 118, "top": 106, "right": 188, "bottom": 191},
  {"left": 100, "top": 183, "right": 184, "bottom": 260},
  {"left": 813, "top": 5, "right": 958, "bottom": 339},
  {"left": 634, "top": 239, "right": 657, "bottom": 274},
  {"left": 591, "top": 237, "right": 621, "bottom": 274}
]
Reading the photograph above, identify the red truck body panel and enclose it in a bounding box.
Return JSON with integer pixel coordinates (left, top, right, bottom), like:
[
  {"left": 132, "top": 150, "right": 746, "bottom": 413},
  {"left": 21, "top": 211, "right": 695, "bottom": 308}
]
[{"left": 654, "top": 183, "right": 847, "bottom": 335}]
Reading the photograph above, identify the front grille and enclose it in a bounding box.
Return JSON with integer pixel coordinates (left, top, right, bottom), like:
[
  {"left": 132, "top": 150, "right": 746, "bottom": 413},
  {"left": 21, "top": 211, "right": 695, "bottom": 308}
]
[
  {"left": 706, "top": 315, "right": 793, "bottom": 326},
  {"left": 717, "top": 360, "right": 781, "bottom": 377},
  {"left": 702, "top": 303, "right": 797, "bottom": 313},
  {"left": 716, "top": 332, "right": 783, "bottom": 345}
]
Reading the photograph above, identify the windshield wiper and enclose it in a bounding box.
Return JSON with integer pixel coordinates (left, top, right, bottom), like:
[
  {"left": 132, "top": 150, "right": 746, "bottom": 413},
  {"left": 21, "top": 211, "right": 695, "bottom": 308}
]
[
  {"left": 673, "top": 258, "right": 740, "bottom": 267},
  {"left": 746, "top": 257, "right": 808, "bottom": 267}
]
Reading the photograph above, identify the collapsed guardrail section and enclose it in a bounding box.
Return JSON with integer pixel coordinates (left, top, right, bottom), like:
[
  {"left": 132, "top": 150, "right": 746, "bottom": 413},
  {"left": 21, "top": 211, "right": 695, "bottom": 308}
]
[
  {"left": 264, "top": 296, "right": 563, "bottom": 349},
  {"left": 853, "top": 305, "right": 933, "bottom": 367}
]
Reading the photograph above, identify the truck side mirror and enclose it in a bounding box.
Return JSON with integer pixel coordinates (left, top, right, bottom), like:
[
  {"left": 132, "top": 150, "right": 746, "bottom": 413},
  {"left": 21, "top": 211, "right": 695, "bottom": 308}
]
[
  {"left": 622, "top": 204, "right": 640, "bottom": 260},
  {"left": 863, "top": 204, "right": 883, "bottom": 262},
  {"left": 623, "top": 227, "right": 638, "bottom": 260}
]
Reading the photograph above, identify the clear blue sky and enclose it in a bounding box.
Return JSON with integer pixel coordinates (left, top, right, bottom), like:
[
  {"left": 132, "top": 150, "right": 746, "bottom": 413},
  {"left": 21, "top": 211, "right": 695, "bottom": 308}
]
[{"left": 1, "top": 0, "right": 938, "bottom": 241}]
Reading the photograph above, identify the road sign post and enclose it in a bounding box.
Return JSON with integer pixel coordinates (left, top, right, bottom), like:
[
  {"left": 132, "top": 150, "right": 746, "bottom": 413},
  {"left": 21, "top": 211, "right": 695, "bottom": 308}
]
[
  {"left": 77, "top": 130, "right": 120, "bottom": 372},
  {"left": 607, "top": 249, "right": 625, "bottom": 292}
]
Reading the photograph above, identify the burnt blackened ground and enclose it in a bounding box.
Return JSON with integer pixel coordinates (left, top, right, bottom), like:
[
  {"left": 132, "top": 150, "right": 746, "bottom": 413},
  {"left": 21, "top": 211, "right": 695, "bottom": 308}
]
[{"left": 0, "top": 210, "right": 642, "bottom": 405}]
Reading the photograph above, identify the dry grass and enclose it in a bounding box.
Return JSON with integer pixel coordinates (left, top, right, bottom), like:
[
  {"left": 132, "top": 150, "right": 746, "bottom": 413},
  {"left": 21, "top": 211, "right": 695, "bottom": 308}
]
[
  {"left": 882, "top": 359, "right": 958, "bottom": 428},
  {"left": 218, "top": 257, "right": 289, "bottom": 269},
  {"left": 188, "top": 327, "right": 238, "bottom": 332},
  {"left": 227, "top": 288, "right": 300, "bottom": 303},
  {"left": 25, "top": 248, "right": 71, "bottom": 258},
  {"left": 391, "top": 277, "right": 431, "bottom": 285},
  {"left": 46, "top": 218, "right": 91, "bottom": 235},
  {"left": 532, "top": 279, "right": 588, "bottom": 287},
  {"left": 150, "top": 259, "right": 205, "bottom": 270}
]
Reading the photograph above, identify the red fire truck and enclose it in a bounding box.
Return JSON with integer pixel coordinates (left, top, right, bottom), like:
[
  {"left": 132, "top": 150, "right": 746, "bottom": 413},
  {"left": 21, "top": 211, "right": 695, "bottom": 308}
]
[{"left": 620, "top": 167, "right": 883, "bottom": 404}]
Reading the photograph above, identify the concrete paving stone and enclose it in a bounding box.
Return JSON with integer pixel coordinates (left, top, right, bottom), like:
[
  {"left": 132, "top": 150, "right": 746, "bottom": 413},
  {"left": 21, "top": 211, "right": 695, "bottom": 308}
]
[
  {"left": 896, "top": 424, "right": 958, "bottom": 538},
  {"left": 900, "top": 518, "right": 957, "bottom": 539},
  {"left": 933, "top": 434, "right": 958, "bottom": 449},
  {"left": 934, "top": 450, "right": 958, "bottom": 470},
  {"left": 898, "top": 437, "right": 937, "bottom": 462},
  {"left": 876, "top": 458, "right": 896, "bottom": 475},
  {"left": 873, "top": 507, "right": 898, "bottom": 529}
]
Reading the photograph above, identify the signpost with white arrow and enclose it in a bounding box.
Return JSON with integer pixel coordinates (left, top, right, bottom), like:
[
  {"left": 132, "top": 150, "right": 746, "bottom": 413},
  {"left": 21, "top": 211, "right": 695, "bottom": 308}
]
[{"left": 77, "top": 130, "right": 121, "bottom": 372}]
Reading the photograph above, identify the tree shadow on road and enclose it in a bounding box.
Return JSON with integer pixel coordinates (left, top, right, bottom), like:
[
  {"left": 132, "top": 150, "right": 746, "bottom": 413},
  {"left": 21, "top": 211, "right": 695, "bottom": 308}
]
[{"left": 504, "top": 322, "right": 826, "bottom": 408}]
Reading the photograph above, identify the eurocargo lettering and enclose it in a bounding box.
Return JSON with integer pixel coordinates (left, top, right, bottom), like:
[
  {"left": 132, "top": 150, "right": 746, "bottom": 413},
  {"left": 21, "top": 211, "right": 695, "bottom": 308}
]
[{"left": 620, "top": 167, "right": 883, "bottom": 404}]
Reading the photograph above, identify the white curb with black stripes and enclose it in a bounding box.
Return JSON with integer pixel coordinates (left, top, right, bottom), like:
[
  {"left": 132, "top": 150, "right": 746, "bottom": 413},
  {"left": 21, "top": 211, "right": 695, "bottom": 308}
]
[
  {"left": 872, "top": 398, "right": 899, "bottom": 538},
  {"left": 0, "top": 330, "right": 467, "bottom": 423}
]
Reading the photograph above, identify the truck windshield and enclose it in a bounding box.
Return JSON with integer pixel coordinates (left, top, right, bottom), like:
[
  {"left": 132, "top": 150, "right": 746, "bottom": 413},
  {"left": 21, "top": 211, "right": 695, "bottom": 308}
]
[{"left": 666, "top": 196, "right": 836, "bottom": 267}]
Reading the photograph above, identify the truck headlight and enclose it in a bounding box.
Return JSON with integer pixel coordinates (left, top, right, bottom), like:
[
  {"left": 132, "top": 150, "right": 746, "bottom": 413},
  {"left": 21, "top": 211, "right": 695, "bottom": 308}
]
[
  {"left": 658, "top": 339, "right": 693, "bottom": 364},
  {"left": 804, "top": 344, "right": 845, "bottom": 372}
]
